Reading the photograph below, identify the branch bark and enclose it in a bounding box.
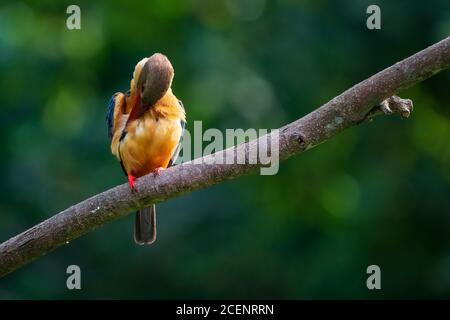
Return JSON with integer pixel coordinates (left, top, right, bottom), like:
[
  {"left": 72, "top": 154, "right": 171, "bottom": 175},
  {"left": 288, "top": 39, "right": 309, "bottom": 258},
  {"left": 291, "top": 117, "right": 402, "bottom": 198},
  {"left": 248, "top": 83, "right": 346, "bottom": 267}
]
[{"left": 1, "top": 36, "right": 449, "bottom": 278}]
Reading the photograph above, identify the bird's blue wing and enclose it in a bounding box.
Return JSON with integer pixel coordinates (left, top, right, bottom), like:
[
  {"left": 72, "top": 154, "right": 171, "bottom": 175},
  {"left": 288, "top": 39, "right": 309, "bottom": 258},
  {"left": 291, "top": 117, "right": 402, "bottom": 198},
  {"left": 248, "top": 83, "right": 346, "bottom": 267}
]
[
  {"left": 106, "top": 93, "right": 118, "bottom": 139},
  {"left": 106, "top": 92, "right": 128, "bottom": 176},
  {"left": 106, "top": 92, "right": 127, "bottom": 139}
]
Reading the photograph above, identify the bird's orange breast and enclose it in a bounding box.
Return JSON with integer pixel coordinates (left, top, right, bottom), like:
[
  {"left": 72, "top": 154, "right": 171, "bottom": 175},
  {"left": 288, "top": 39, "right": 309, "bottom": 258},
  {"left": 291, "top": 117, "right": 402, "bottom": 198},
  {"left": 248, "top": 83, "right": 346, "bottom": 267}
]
[
  {"left": 116, "top": 91, "right": 185, "bottom": 177},
  {"left": 120, "top": 114, "right": 182, "bottom": 177}
]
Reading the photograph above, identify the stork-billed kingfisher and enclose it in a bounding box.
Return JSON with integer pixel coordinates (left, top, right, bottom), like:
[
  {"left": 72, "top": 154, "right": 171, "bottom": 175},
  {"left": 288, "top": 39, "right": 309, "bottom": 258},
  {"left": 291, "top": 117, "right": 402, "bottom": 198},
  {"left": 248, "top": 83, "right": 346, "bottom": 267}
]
[{"left": 106, "top": 53, "right": 186, "bottom": 245}]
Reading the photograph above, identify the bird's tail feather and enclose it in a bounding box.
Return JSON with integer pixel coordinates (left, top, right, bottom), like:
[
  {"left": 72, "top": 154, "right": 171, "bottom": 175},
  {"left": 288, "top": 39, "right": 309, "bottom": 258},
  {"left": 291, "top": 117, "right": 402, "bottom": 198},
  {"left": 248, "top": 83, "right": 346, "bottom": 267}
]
[{"left": 134, "top": 204, "right": 157, "bottom": 245}]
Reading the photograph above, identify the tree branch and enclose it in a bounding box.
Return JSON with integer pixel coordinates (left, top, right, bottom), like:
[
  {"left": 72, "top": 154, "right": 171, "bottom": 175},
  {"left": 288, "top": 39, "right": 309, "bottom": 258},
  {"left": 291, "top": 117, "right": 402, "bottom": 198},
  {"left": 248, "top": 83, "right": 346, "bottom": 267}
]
[{"left": 1, "top": 36, "right": 449, "bottom": 278}]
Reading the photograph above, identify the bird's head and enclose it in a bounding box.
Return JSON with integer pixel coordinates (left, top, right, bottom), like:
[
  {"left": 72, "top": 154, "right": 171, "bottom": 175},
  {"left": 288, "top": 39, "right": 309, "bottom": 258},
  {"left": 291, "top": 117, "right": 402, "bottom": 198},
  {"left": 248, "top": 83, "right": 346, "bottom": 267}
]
[{"left": 132, "top": 53, "right": 174, "bottom": 108}]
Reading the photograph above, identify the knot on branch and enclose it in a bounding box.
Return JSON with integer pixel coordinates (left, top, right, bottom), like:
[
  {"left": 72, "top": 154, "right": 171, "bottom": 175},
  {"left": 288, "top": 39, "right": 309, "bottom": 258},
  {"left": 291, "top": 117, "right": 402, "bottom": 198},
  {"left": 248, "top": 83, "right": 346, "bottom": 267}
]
[
  {"left": 296, "top": 133, "right": 307, "bottom": 150},
  {"left": 380, "top": 95, "right": 414, "bottom": 118},
  {"left": 365, "top": 95, "right": 414, "bottom": 122}
]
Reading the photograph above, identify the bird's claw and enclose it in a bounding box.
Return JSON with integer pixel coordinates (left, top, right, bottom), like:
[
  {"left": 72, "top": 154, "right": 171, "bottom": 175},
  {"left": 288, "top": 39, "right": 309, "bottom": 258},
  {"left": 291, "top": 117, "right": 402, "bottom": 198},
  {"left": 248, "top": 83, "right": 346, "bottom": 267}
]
[
  {"left": 128, "top": 174, "right": 137, "bottom": 192},
  {"left": 153, "top": 167, "right": 165, "bottom": 176}
]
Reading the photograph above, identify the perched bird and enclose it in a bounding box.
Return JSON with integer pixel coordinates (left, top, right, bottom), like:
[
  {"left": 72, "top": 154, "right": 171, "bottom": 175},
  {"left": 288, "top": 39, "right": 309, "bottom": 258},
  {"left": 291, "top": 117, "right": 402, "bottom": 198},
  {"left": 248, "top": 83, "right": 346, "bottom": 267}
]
[{"left": 106, "top": 53, "right": 186, "bottom": 245}]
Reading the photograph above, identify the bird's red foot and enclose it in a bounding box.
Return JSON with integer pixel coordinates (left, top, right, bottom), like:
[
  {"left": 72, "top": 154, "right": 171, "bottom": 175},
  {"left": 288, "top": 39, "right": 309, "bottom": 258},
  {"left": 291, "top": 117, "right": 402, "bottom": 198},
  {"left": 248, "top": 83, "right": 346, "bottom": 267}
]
[
  {"left": 128, "top": 173, "right": 136, "bottom": 190},
  {"left": 153, "top": 167, "right": 165, "bottom": 176}
]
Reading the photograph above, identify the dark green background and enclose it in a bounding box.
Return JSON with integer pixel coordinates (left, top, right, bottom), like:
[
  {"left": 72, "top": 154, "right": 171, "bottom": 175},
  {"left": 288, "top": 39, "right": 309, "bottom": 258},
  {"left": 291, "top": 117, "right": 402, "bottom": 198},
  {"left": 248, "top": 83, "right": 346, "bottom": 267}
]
[{"left": 1, "top": 0, "right": 449, "bottom": 299}]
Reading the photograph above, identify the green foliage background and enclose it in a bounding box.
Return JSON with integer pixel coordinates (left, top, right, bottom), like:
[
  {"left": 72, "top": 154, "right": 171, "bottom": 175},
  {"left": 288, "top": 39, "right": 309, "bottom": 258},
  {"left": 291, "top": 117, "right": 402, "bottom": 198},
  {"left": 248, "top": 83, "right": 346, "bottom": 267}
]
[{"left": 0, "top": 0, "right": 449, "bottom": 299}]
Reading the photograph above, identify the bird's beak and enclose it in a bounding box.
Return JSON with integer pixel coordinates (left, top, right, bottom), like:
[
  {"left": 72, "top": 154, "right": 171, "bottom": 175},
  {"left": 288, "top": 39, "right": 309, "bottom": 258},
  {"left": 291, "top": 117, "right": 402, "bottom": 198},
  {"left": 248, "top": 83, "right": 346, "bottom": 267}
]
[{"left": 137, "top": 53, "right": 174, "bottom": 107}]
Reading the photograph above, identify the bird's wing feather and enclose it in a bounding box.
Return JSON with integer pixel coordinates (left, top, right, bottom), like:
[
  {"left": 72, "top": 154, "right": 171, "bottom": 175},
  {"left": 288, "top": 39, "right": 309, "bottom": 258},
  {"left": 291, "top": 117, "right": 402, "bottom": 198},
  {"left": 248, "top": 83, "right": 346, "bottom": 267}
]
[
  {"left": 106, "top": 92, "right": 126, "bottom": 139},
  {"left": 168, "top": 100, "right": 186, "bottom": 167},
  {"left": 107, "top": 92, "right": 128, "bottom": 176}
]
